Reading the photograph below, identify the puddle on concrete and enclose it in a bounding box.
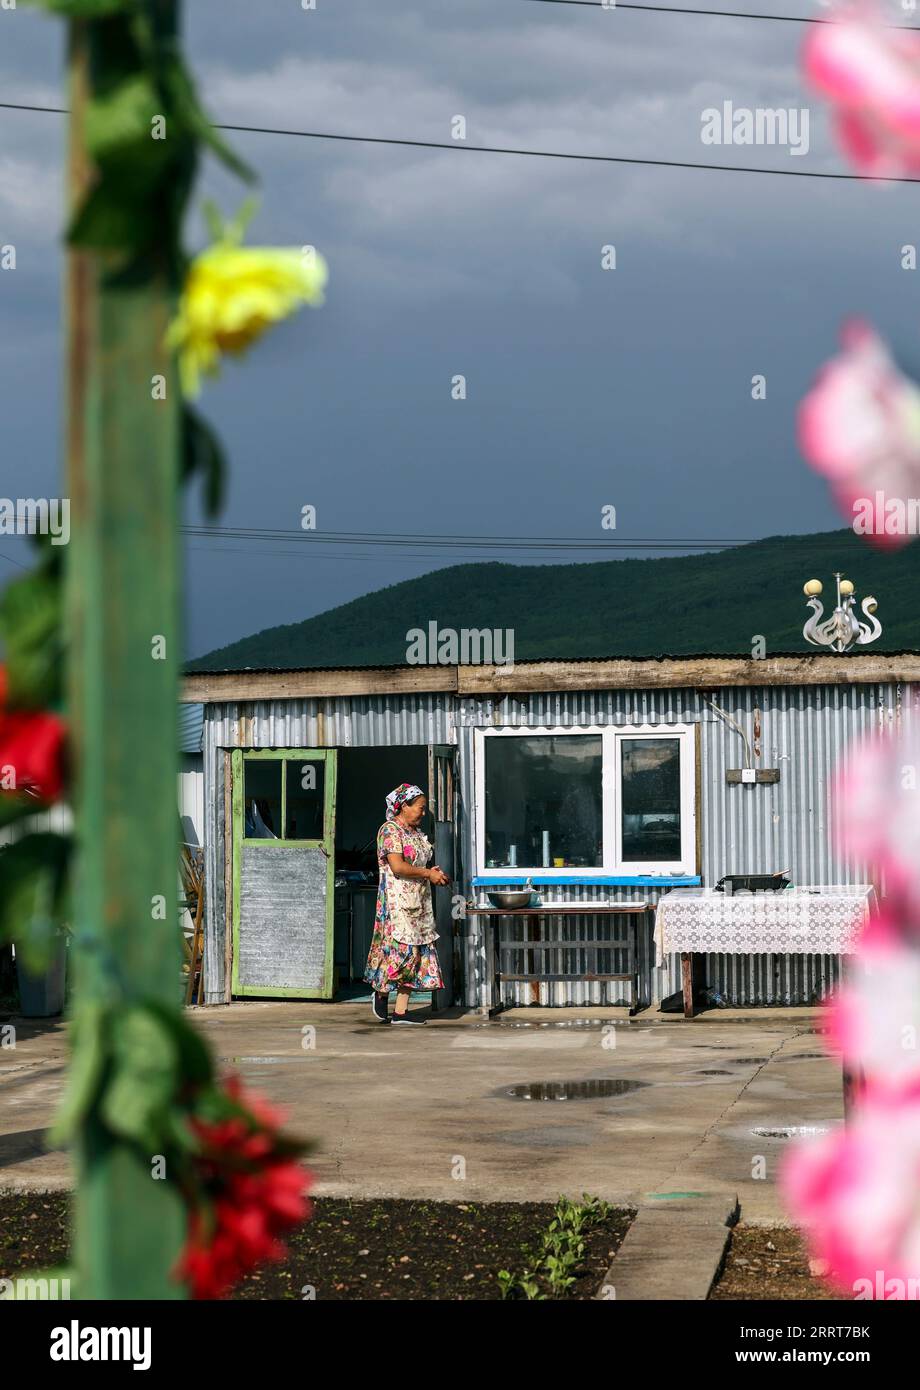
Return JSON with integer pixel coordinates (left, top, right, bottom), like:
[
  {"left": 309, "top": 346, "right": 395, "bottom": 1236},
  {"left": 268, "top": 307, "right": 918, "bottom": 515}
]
[
  {"left": 475, "top": 1019, "right": 621, "bottom": 1031},
  {"left": 696, "top": 1069, "right": 734, "bottom": 1076},
  {"left": 788, "top": 1052, "right": 829, "bottom": 1061},
  {"left": 695, "top": 1051, "right": 769, "bottom": 1064},
  {"left": 221, "top": 1056, "right": 293, "bottom": 1064},
  {"left": 497, "top": 1078, "right": 650, "bottom": 1102},
  {"left": 751, "top": 1125, "right": 831, "bottom": 1139}
]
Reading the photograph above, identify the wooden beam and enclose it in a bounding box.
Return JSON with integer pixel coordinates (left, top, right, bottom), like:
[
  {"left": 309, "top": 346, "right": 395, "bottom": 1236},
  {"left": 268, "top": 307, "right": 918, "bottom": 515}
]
[
  {"left": 182, "top": 651, "right": 920, "bottom": 703},
  {"left": 183, "top": 665, "right": 458, "bottom": 702},
  {"left": 456, "top": 653, "right": 920, "bottom": 693},
  {"left": 681, "top": 953, "right": 694, "bottom": 1019}
]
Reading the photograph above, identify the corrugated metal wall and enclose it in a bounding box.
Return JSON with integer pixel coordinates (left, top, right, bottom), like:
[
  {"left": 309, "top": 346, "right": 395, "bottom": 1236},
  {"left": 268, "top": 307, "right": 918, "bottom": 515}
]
[
  {"left": 178, "top": 756, "right": 204, "bottom": 849},
  {"left": 201, "top": 681, "right": 916, "bottom": 1009},
  {"left": 456, "top": 682, "right": 910, "bottom": 1009},
  {"left": 202, "top": 694, "right": 453, "bottom": 753},
  {"left": 0, "top": 802, "right": 73, "bottom": 848}
]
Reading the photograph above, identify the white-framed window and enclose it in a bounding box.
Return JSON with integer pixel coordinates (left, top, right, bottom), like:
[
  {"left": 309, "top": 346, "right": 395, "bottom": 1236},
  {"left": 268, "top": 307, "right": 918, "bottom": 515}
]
[{"left": 473, "top": 724, "right": 696, "bottom": 877}]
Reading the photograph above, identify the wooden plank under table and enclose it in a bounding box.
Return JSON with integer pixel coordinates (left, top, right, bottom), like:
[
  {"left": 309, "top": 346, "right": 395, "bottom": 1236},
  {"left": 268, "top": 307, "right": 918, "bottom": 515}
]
[{"left": 467, "top": 905, "right": 647, "bottom": 1014}]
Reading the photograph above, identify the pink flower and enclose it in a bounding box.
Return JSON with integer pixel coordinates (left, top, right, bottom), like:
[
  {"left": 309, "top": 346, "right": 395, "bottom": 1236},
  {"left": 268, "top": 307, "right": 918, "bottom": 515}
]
[
  {"left": 797, "top": 320, "right": 920, "bottom": 546},
  {"left": 827, "top": 916, "right": 920, "bottom": 1088},
  {"left": 782, "top": 1083, "right": 920, "bottom": 1295},
  {"left": 834, "top": 730, "right": 920, "bottom": 921},
  {"left": 803, "top": 11, "right": 920, "bottom": 177}
]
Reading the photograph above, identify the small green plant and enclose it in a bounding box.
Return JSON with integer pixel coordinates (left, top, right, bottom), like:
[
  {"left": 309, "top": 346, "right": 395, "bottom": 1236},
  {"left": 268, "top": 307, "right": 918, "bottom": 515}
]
[
  {"left": 496, "top": 1194, "right": 611, "bottom": 1300},
  {"left": 497, "top": 1266, "right": 545, "bottom": 1300}
]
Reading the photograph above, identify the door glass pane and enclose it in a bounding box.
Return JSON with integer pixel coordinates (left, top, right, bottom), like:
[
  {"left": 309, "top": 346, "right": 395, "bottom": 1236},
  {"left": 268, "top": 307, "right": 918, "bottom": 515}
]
[
  {"left": 285, "top": 758, "right": 325, "bottom": 840},
  {"left": 620, "top": 738, "right": 682, "bottom": 861},
  {"left": 244, "top": 759, "right": 282, "bottom": 839},
  {"left": 484, "top": 735, "right": 602, "bottom": 869}
]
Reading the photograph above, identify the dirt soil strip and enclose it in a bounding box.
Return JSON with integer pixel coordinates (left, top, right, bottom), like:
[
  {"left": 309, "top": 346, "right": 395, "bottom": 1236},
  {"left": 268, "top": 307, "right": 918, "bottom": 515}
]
[
  {"left": 0, "top": 1193, "right": 633, "bottom": 1301},
  {"left": 710, "top": 1223, "right": 849, "bottom": 1301}
]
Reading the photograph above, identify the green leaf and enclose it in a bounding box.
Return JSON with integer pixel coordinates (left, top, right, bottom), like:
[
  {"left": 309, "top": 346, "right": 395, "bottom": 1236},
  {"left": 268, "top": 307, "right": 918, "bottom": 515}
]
[
  {"left": 164, "top": 1110, "right": 199, "bottom": 1154},
  {"left": 99, "top": 1004, "right": 181, "bottom": 1151},
  {"left": 144, "top": 999, "right": 214, "bottom": 1089},
  {"left": 182, "top": 405, "right": 226, "bottom": 518},
  {"left": 67, "top": 182, "right": 159, "bottom": 253},
  {"left": 268, "top": 1131, "right": 314, "bottom": 1162},
  {"left": 201, "top": 199, "right": 226, "bottom": 243},
  {"left": 0, "top": 834, "right": 71, "bottom": 968},
  {"left": 161, "top": 55, "right": 255, "bottom": 184},
  {"left": 84, "top": 70, "right": 175, "bottom": 187},
  {"left": 49, "top": 1003, "right": 109, "bottom": 1147},
  {"left": 25, "top": 0, "right": 129, "bottom": 15},
  {"left": 224, "top": 196, "right": 259, "bottom": 246},
  {"left": 0, "top": 554, "right": 64, "bottom": 708},
  {"left": 0, "top": 794, "right": 42, "bottom": 832}
]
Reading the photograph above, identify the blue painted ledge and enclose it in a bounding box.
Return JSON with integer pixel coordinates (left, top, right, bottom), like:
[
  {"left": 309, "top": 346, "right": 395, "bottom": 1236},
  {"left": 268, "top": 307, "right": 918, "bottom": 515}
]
[{"left": 471, "top": 875, "right": 701, "bottom": 887}]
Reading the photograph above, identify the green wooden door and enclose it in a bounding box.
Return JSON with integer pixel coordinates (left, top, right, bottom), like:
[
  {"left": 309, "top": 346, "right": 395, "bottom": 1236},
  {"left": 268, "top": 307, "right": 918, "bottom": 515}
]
[{"left": 231, "top": 749, "right": 338, "bottom": 998}]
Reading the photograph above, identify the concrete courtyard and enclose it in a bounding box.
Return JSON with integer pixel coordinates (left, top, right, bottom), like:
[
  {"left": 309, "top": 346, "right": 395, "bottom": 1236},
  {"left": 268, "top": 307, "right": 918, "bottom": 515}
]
[{"left": 0, "top": 1001, "right": 840, "bottom": 1223}]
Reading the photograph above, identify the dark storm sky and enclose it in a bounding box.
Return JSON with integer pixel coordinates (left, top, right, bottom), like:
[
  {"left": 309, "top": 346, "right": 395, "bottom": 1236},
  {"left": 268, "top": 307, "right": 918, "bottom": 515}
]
[{"left": 1, "top": 0, "right": 916, "bottom": 658}]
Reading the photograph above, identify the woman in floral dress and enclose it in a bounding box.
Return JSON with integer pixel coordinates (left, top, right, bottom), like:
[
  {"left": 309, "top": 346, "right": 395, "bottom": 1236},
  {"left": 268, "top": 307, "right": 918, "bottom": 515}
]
[{"left": 364, "top": 782, "right": 451, "bottom": 1025}]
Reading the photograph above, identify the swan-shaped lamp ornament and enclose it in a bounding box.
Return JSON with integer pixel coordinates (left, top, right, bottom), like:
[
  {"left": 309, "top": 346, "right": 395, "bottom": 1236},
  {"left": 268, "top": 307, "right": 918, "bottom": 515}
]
[{"left": 802, "top": 573, "right": 882, "bottom": 652}]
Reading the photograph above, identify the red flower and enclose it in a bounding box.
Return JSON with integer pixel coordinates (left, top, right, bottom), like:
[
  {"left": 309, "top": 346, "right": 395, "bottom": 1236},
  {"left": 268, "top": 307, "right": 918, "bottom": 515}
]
[
  {"left": 0, "top": 665, "right": 66, "bottom": 802},
  {"left": 176, "top": 1076, "right": 312, "bottom": 1299}
]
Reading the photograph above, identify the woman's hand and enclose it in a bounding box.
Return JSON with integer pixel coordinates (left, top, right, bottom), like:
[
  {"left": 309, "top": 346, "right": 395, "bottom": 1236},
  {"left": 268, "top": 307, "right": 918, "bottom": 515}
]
[{"left": 428, "top": 865, "right": 450, "bottom": 887}]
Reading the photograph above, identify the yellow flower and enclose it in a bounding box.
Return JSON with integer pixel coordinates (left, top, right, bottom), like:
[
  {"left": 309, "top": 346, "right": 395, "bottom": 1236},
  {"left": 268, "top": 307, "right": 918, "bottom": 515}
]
[{"left": 169, "top": 243, "right": 328, "bottom": 397}]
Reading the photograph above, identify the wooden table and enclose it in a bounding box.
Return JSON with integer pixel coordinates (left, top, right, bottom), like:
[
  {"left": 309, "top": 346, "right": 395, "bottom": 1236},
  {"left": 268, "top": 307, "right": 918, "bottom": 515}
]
[{"left": 467, "top": 904, "right": 648, "bottom": 1016}]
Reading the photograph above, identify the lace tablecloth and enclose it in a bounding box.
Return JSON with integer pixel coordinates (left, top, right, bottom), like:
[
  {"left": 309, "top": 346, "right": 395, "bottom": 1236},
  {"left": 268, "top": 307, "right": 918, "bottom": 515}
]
[{"left": 654, "top": 885, "right": 877, "bottom": 966}]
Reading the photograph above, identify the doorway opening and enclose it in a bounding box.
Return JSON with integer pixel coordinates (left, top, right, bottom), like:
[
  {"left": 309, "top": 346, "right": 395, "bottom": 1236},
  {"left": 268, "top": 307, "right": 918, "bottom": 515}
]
[{"left": 333, "top": 747, "right": 428, "bottom": 1000}]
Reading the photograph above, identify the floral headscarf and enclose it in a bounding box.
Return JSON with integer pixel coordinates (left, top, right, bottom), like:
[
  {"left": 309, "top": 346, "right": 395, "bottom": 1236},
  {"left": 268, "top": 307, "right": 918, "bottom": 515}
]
[{"left": 385, "top": 782, "right": 425, "bottom": 821}]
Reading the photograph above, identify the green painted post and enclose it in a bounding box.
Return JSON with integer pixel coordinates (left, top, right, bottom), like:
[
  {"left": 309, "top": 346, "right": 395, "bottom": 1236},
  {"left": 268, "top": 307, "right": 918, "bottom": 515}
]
[{"left": 65, "top": 10, "right": 186, "bottom": 1299}]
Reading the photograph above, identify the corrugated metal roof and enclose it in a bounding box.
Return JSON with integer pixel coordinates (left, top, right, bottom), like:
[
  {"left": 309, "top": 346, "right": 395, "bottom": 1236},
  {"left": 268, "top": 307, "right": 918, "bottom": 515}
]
[{"left": 179, "top": 702, "right": 204, "bottom": 754}]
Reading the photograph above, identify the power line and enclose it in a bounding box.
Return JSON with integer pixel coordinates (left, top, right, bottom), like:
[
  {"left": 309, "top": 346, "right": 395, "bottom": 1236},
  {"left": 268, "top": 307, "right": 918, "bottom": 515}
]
[
  {"left": 186, "top": 544, "right": 444, "bottom": 566},
  {"left": 181, "top": 525, "right": 749, "bottom": 551},
  {"left": 0, "top": 531, "right": 888, "bottom": 573},
  {"left": 181, "top": 526, "right": 876, "bottom": 557},
  {"left": 521, "top": 0, "right": 919, "bottom": 29},
  {"left": 2, "top": 100, "right": 918, "bottom": 184},
  {"left": 195, "top": 123, "right": 920, "bottom": 185},
  {"left": 0, "top": 549, "right": 30, "bottom": 571}
]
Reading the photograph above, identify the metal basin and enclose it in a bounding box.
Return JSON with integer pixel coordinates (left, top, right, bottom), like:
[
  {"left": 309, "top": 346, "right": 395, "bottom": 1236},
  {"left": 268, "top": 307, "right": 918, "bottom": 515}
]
[{"left": 487, "top": 889, "right": 534, "bottom": 909}]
